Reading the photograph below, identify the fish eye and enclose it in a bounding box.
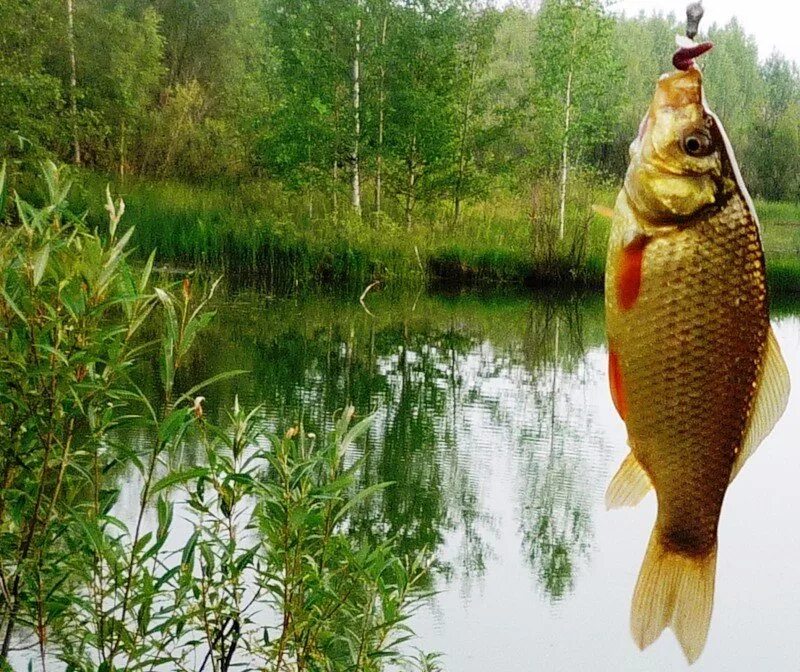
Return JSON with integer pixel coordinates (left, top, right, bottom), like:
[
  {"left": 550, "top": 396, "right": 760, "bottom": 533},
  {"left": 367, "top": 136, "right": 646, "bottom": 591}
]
[{"left": 681, "top": 130, "right": 713, "bottom": 157}]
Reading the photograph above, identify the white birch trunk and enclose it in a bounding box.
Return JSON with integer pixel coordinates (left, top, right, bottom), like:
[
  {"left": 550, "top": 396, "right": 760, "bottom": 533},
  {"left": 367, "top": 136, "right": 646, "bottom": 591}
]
[
  {"left": 119, "top": 120, "right": 126, "bottom": 180},
  {"left": 375, "top": 14, "right": 388, "bottom": 219},
  {"left": 66, "top": 0, "right": 81, "bottom": 165},
  {"left": 351, "top": 17, "right": 362, "bottom": 215},
  {"left": 558, "top": 66, "right": 573, "bottom": 241},
  {"left": 333, "top": 159, "right": 339, "bottom": 222}
]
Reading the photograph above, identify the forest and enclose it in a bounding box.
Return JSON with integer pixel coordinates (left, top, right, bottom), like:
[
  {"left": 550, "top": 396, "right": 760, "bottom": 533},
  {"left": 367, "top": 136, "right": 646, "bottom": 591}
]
[{"left": 4, "top": 0, "right": 800, "bottom": 288}]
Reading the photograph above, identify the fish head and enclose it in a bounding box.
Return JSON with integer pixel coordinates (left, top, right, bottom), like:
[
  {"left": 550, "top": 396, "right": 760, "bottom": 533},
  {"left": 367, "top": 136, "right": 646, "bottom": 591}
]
[{"left": 625, "top": 66, "right": 735, "bottom": 223}]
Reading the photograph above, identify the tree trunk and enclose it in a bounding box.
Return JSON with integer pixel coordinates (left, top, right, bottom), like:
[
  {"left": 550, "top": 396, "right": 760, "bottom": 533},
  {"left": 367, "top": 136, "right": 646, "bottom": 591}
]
[
  {"left": 454, "top": 41, "right": 479, "bottom": 227},
  {"left": 119, "top": 120, "right": 126, "bottom": 181},
  {"left": 375, "top": 14, "right": 388, "bottom": 221},
  {"left": 351, "top": 17, "right": 362, "bottom": 216},
  {"left": 66, "top": 0, "right": 81, "bottom": 165},
  {"left": 404, "top": 135, "right": 417, "bottom": 230},
  {"left": 558, "top": 66, "right": 573, "bottom": 241},
  {"left": 333, "top": 160, "right": 338, "bottom": 223}
]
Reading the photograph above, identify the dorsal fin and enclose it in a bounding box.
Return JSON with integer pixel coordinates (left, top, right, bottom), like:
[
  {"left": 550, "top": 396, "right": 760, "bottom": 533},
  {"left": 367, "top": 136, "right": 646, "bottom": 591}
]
[{"left": 730, "top": 328, "right": 790, "bottom": 482}]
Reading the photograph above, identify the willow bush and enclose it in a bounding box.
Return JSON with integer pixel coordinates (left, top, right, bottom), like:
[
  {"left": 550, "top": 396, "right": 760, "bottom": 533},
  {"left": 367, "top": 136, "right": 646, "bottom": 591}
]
[{"left": 0, "top": 162, "right": 438, "bottom": 671}]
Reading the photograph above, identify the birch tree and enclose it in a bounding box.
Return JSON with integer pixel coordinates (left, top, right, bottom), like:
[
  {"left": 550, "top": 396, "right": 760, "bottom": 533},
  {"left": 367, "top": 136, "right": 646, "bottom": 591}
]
[
  {"left": 531, "top": 0, "right": 621, "bottom": 239},
  {"left": 385, "top": 0, "right": 464, "bottom": 228},
  {"left": 374, "top": 9, "right": 389, "bottom": 219},
  {"left": 66, "top": 0, "right": 81, "bottom": 164},
  {"left": 351, "top": 14, "right": 362, "bottom": 214},
  {"left": 452, "top": 8, "right": 498, "bottom": 225}
]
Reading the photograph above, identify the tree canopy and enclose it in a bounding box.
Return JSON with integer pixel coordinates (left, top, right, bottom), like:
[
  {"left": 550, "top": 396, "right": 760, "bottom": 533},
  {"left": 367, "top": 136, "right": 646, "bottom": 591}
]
[{"left": 3, "top": 0, "right": 800, "bottom": 210}]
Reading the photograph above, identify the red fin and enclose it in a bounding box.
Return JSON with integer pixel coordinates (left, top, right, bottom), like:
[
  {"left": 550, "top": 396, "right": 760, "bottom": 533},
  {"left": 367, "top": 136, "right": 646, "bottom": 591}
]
[
  {"left": 617, "top": 235, "right": 649, "bottom": 311},
  {"left": 609, "top": 348, "right": 627, "bottom": 421}
]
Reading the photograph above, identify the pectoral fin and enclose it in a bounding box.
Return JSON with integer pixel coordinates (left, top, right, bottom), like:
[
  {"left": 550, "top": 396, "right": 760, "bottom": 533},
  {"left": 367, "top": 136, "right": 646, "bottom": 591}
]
[
  {"left": 730, "top": 328, "right": 790, "bottom": 482},
  {"left": 606, "top": 451, "right": 652, "bottom": 509}
]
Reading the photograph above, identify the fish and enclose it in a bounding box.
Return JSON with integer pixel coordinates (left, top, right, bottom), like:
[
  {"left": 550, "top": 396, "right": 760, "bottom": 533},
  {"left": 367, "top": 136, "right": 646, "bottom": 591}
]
[{"left": 604, "top": 41, "right": 791, "bottom": 663}]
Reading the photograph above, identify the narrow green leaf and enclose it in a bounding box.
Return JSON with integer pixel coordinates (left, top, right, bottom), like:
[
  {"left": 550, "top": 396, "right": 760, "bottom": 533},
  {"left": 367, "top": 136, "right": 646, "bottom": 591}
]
[
  {"left": 181, "top": 529, "right": 201, "bottom": 567},
  {"left": 151, "top": 467, "right": 209, "bottom": 495},
  {"left": 32, "top": 243, "right": 49, "bottom": 286},
  {"left": 173, "top": 369, "right": 248, "bottom": 407},
  {"left": 339, "top": 412, "right": 375, "bottom": 458},
  {"left": 1, "top": 287, "right": 28, "bottom": 325},
  {"left": 157, "top": 407, "right": 191, "bottom": 442},
  {"left": 333, "top": 482, "right": 393, "bottom": 523},
  {"left": 139, "top": 249, "right": 156, "bottom": 294}
]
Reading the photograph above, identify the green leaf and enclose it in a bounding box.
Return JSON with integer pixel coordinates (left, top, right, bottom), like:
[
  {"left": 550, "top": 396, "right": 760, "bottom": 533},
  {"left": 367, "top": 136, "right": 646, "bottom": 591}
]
[
  {"left": 133, "top": 531, "right": 154, "bottom": 556},
  {"left": 151, "top": 467, "right": 209, "bottom": 495},
  {"left": 32, "top": 243, "right": 49, "bottom": 287},
  {"left": 339, "top": 412, "right": 375, "bottom": 458},
  {"left": 156, "top": 495, "right": 173, "bottom": 540},
  {"left": 173, "top": 369, "right": 248, "bottom": 408},
  {"left": 1, "top": 287, "right": 28, "bottom": 325},
  {"left": 333, "top": 482, "right": 393, "bottom": 523},
  {"left": 234, "top": 546, "right": 259, "bottom": 572},
  {"left": 139, "top": 249, "right": 156, "bottom": 294},
  {"left": 181, "top": 529, "right": 200, "bottom": 567},
  {"left": 157, "top": 407, "right": 191, "bottom": 443}
]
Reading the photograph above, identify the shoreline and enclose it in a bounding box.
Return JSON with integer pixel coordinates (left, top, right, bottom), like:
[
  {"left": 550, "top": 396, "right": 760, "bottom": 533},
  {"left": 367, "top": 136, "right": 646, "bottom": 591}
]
[{"left": 71, "top": 173, "right": 800, "bottom": 297}]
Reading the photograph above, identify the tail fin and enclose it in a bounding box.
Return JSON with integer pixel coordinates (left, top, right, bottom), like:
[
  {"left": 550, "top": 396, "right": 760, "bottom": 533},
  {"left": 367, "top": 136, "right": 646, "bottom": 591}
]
[{"left": 631, "top": 529, "right": 717, "bottom": 664}]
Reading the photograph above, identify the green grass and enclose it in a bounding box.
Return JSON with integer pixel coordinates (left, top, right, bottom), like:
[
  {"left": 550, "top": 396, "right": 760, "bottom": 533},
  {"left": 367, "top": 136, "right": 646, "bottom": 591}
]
[{"left": 69, "top": 173, "right": 800, "bottom": 295}]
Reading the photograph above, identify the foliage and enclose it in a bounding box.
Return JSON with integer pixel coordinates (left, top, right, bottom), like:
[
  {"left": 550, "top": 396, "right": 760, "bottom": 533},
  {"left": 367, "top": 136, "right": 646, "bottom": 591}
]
[
  {"left": 0, "top": 163, "right": 436, "bottom": 670},
  {"left": 529, "top": 0, "right": 622, "bottom": 174},
  {"left": 4, "top": 0, "right": 800, "bottom": 291}
]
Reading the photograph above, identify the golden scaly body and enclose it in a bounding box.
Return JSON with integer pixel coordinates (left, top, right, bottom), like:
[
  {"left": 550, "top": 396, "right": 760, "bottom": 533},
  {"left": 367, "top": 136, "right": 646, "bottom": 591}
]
[
  {"left": 606, "top": 187, "right": 769, "bottom": 556},
  {"left": 604, "top": 50, "right": 790, "bottom": 666}
]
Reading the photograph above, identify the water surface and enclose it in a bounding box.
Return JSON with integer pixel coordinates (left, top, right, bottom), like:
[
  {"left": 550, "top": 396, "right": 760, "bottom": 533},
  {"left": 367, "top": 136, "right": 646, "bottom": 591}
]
[{"left": 132, "top": 290, "right": 800, "bottom": 670}]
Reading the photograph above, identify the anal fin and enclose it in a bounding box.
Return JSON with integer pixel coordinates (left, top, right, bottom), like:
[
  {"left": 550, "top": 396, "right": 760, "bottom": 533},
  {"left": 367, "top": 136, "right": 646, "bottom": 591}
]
[
  {"left": 606, "top": 451, "right": 652, "bottom": 509},
  {"left": 730, "top": 327, "right": 790, "bottom": 482}
]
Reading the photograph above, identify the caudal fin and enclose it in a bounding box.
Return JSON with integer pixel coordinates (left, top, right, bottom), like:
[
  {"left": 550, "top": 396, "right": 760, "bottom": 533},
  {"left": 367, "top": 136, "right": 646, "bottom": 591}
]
[{"left": 631, "top": 529, "right": 717, "bottom": 664}]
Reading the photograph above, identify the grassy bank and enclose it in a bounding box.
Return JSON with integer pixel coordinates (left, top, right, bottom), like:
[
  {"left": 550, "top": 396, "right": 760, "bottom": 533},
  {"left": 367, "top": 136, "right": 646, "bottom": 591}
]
[
  {"left": 71, "top": 173, "right": 609, "bottom": 292},
  {"left": 70, "top": 173, "right": 800, "bottom": 294}
]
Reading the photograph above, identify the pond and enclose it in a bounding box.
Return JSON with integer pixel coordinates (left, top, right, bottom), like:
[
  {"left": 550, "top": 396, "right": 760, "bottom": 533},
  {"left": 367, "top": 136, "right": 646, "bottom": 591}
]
[{"left": 29, "top": 288, "right": 800, "bottom": 671}]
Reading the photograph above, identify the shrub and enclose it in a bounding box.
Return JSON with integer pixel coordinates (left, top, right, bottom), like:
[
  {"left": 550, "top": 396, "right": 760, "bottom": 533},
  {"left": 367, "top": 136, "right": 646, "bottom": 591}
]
[{"left": 0, "top": 161, "right": 437, "bottom": 671}]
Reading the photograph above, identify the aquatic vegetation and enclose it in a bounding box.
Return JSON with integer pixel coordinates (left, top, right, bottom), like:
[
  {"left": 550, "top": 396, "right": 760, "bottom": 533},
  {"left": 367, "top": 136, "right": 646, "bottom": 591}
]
[
  {"left": 0, "top": 162, "right": 436, "bottom": 670},
  {"left": 68, "top": 171, "right": 610, "bottom": 293}
]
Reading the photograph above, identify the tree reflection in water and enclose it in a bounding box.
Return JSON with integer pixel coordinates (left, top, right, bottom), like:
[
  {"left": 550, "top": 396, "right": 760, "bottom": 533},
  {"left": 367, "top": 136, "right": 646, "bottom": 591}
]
[
  {"left": 516, "top": 299, "right": 605, "bottom": 600},
  {"left": 141, "top": 290, "right": 606, "bottom": 599}
]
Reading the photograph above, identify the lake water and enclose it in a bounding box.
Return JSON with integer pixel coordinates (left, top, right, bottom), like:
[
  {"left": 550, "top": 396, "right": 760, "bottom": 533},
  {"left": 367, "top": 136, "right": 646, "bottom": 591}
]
[
  {"left": 164, "top": 288, "right": 799, "bottom": 672},
  {"left": 28, "top": 288, "right": 800, "bottom": 671}
]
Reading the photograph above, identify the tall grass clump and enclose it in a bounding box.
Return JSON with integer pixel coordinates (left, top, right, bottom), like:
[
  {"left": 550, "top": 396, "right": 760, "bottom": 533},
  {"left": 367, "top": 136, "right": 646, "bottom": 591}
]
[
  {"left": 69, "top": 172, "right": 611, "bottom": 293},
  {"left": 0, "top": 161, "right": 439, "bottom": 671}
]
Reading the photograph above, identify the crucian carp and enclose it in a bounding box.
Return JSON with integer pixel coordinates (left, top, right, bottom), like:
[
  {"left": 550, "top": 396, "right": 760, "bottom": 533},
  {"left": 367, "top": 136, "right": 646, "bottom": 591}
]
[{"left": 604, "top": 37, "right": 791, "bottom": 663}]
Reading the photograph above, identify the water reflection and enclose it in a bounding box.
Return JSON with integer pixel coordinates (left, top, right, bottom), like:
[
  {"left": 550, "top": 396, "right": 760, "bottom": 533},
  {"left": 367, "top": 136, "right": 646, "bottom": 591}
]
[{"left": 146, "top": 290, "right": 607, "bottom": 601}]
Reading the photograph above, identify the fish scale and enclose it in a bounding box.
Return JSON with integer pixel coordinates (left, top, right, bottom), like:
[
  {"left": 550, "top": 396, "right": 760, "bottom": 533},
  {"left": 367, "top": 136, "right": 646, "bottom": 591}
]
[{"left": 612, "top": 191, "right": 768, "bottom": 556}]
